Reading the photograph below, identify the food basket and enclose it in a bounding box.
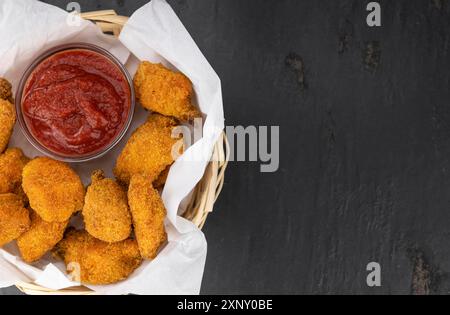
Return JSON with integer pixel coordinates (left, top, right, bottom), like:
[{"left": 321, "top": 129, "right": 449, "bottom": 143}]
[{"left": 14, "top": 10, "right": 229, "bottom": 295}]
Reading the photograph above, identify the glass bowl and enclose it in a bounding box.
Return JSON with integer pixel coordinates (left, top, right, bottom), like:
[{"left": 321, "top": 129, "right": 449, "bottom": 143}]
[{"left": 15, "top": 43, "right": 135, "bottom": 163}]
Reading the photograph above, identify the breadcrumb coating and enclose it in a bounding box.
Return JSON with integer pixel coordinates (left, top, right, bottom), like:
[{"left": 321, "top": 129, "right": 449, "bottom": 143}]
[
  {"left": 134, "top": 62, "right": 201, "bottom": 121},
  {"left": 22, "top": 157, "right": 85, "bottom": 222},
  {"left": 0, "top": 148, "right": 29, "bottom": 195},
  {"left": 114, "top": 114, "right": 182, "bottom": 184},
  {"left": 17, "top": 210, "right": 68, "bottom": 263},
  {"left": 0, "top": 99, "right": 16, "bottom": 153},
  {"left": 83, "top": 170, "right": 131, "bottom": 243},
  {"left": 0, "top": 194, "right": 30, "bottom": 247},
  {"left": 53, "top": 229, "right": 142, "bottom": 285},
  {"left": 0, "top": 78, "right": 13, "bottom": 102},
  {"left": 128, "top": 174, "right": 167, "bottom": 259}
]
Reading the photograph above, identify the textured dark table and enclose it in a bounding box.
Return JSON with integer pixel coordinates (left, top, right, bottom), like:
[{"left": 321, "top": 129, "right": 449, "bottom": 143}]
[{"left": 3, "top": 0, "right": 450, "bottom": 295}]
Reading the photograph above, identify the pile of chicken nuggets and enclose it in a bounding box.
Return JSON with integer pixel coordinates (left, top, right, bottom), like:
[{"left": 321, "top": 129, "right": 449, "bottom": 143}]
[{"left": 0, "top": 61, "right": 201, "bottom": 285}]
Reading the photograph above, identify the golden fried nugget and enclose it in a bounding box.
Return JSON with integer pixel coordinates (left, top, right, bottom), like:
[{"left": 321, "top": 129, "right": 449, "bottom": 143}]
[
  {"left": 83, "top": 170, "right": 131, "bottom": 243},
  {"left": 0, "top": 78, "right": 13, "bottom": 102},
  {"left": 0, "top": 99, "right": 16, "bottom": 153},
  {"left": 128, "top": 174, "right": 167, "bottom": 259},
  {"left": 0, "top": 194, "right": 30, "bottom": 247},
  {"left": 53, "top": 229, "right": 142, "bottom": 285},
  {"left": 134, "top": 62, "right": 201, "bottom": 121},
  {"left": 153, "top": 164, "right": 171, "bottom": 190},
  {"left": 17, "top": 210, "right": 68, "bottom": 263},
  {"left": 22, "top": 157, "right": 85, "bottom": 222},
  {"left": 114, "top": 114, "right": 182, "bottom": 184},
  {"left": 0, "top": 148, "right": 29, "bottom": 195}
]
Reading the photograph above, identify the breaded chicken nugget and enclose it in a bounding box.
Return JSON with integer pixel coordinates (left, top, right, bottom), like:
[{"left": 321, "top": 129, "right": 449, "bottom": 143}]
[
  {"left": 22, "top": 157, "right": 85, "bottom": 222},
  {"left": 17, "top": 210, "right": 68, "bottom": 263},
  {"left": 0, "top": 99, "right": 16, "bottom": 153},
  {"left": 0, "top": 148, "right": 29, "bottom": 195},
  {"left": 83, "top": 170, "right": 131, "bottom": 243},
  {"left": 0, "top": 78, "right": 13, "bottom": 102},
  {"left": 128, "top": 174, "right": 167, "bottom": 259},
  {"left": 0, "top": 194, "right": 30, "bottom": 247},
  {"left": 134, "top": 62, "right": 201, "bottom": 121},
  {"left": 53, "top": 229, "right": 142, "bottom": 285},
  {"left": 114, "top": 114, "right": 182, "bottom": 184}
]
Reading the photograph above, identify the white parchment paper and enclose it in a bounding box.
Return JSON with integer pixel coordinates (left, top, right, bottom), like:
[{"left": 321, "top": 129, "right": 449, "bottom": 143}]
[{"left": 0, "top": 0, "right": 224, "bottom": 295}]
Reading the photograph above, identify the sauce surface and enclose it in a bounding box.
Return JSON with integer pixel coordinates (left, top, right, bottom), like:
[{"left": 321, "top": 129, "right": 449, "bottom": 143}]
[{"left": 22, "top": 49, "right": 131, "bottom": 156}]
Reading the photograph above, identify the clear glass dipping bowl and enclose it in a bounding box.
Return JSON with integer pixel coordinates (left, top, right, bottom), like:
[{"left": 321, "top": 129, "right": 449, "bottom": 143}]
[{"left": 15, "top": 43, "right": 135, "bottom": 163}]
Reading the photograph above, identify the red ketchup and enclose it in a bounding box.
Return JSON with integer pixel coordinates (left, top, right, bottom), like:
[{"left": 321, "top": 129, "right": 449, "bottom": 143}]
[{"left": 22, "top": 49, "right": 131, "bottom": 156}]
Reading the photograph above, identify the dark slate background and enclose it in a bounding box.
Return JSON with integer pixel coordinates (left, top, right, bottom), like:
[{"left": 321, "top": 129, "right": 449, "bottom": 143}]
[{"left": 3, "top": 0, "right": 450, "bottom": 295}]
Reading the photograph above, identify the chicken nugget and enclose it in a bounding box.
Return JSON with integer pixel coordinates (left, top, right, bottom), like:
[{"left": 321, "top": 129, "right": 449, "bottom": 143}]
[
  {"left": 17, "top": 210, "right": 68, "bottom": 263},
  {"left": 83, "top": 170, "right": 131, "bottom": 243},
  {"left": 114, "top": 114, "right": 182, "bottom": 184},
  {"left": 128, "top": 174, "right": 167, "bottom": 259},
  {"left": 0, "top": 148, "right": 29, "bottom": 195},
  {"left": 0, "top": 78, "right": 13, "bottom": 102},
  {"left": 134, "top": 62, "right": 201, "bottom": 121},
  {"left": 0, "top": 194, "right": 30, "bottom": 247},
  {"left": 22, "top": 157, "right": 85, "bottom": 222},
  {"left": 53, "top": 229, "right": 142, "bottom": 285},
  {"left": 0, "top": 99, "right": 16, "bottom": 153}
]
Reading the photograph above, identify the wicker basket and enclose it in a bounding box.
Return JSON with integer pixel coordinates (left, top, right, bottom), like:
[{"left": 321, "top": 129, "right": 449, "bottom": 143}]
[{"left": 15, "top": 10, "right": 229, "bottom": 295}]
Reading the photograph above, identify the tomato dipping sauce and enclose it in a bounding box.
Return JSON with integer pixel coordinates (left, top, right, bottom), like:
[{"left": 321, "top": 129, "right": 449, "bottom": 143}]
[{"left": 20, "top": 46, "right": 133, "bottom": 159}]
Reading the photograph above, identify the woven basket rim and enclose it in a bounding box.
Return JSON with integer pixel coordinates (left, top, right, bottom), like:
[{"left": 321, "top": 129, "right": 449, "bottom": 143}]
[{"left": 14, "top": 10, "right": 229, "bottom": 295}]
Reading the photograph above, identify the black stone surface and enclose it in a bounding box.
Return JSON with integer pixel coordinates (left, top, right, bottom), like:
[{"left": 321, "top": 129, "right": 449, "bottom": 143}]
[{"left": 3, "top": 0, "right": 450, "bottom": 295}]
